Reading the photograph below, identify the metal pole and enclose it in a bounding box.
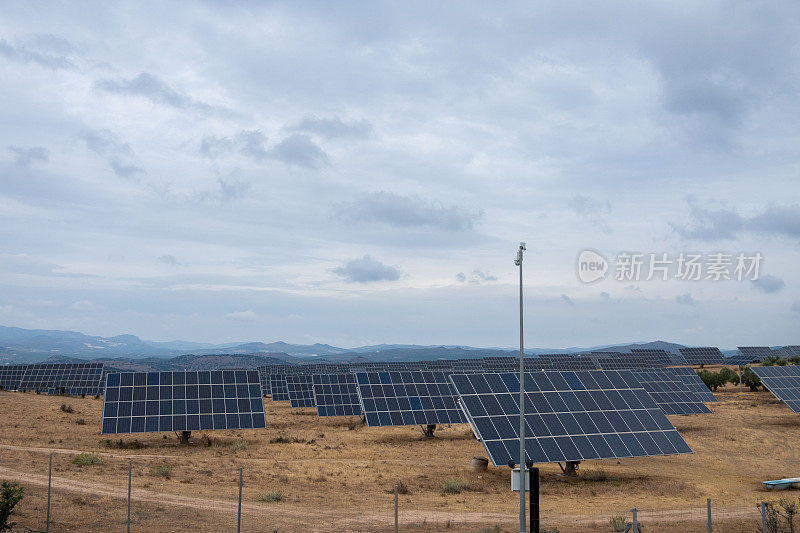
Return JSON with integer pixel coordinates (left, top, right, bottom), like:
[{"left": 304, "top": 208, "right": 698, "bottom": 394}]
[
  {"left": 127, "top": 459, "right": 131, "bottom": 533},
  {"left": 707, "top": 497, "right": 712, "bottom": 533},
  {"left": 519, "top": 250, "right": 525, "bottom": 533},
  {"left": 46, "top": 452, "right": 52, "bottom": 533},
  {"left": 394, "top": 484, "right": 398, "bottom": 533},
  {"left": 530, "top": 466, "right": 539, "bottom": 533},
  {"left": 237, "top": 467, "right": 243, "bottom": 533},
  {"left": 632, "top": 508, "right": 638, "bottom": 532},
  {"left": 761, "top": 501, "right": 766, "bottom": 532}
]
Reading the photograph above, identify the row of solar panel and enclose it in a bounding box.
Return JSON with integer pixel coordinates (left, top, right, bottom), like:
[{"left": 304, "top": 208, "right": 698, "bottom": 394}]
[{"left": 0, "top": 362, "right": 105, "bottom": 395}]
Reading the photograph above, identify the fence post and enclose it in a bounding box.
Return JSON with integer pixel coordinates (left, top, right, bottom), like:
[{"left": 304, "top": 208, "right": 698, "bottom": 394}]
[
  {"left": 632, "top": 508, "right": 638, "bottom": 532},
  {"left": 237, "top": 467, "right": 243, "bottom": 533},
  {"left": 394, "top": 484, "right": 398, "bottom": 533},
  {"left": 46, "top": 452, "right": 52, "bottom": 533},
  {"left": 761, "top": 501, "right": 766, "bottom": 533},
  {"left": 127, "top": 459, "right": 131, "bottom": 533},
  {"left": 530, "top": 465, "right": 539, "bottom": 533},
  {"left": 707, "top": 497, "right": 712, "bottom": 533}
]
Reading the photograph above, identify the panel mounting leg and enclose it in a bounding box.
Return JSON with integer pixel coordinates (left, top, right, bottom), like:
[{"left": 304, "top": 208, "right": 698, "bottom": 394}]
[{"left": 421, "top": 424, "right": 436, "bottom": 438}]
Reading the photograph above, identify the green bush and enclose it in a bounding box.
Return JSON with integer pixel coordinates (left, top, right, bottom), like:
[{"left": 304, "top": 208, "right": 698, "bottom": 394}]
[
  {"left": 789, "top": 356, "right": 800, "bottom": 366},
  {"left": 741, "top": 367, "right": 762, "bottom": 391},
  {"left": 0, "top": 481, "right": 25, "bottom": 532},
  {"left": 259, "top": 491, "right": 283, "bottom": 502},
  {"left": 698, "top": 369, "right": 726, "bottom": 391},
  {"left": 72, "top": 453, "right": 102, "bottom": 466},
  {"left": 441, "top": 479, "right": 473, "bottom": 494},
  {"left": 763, "top": 355, "right": 788, "bottom": 367},
  {"left": 609, "top": 515, "right": 626, "bottom": 532},
  {"left": 230, "top": 440, "right": 249, "bottom": 452},
  {"left": 149, "top": 464, "right": 172, "bottom": 479}
]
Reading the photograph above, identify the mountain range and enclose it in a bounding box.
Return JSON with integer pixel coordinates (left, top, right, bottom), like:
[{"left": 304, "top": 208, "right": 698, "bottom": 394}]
[{"left": 0, "top": 324, "right": 732, "bottom": 369}]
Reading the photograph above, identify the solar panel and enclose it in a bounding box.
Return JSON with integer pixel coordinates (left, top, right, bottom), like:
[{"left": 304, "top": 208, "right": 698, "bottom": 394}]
[
  {"left": 19, "top": 363, "right": 105, "bottom": 396},
  {"left": 355, "top": 371, "right": 466, "bottom": 427},
  {"left": 312, "top": 374, "right": 362, "bottom": 417},
  {"left": 669, "top": 367, "right": 717, "bottom": 402},
  {"left": 285, "top": 374, "right": 315, "bottom": 408},
  {"left": 449, "top": 371, "right": 692, "bottom": 467},
  {"left": 630, "top": 349, "right": 673, "bottom": 367},
  {"left": 752, "top": 366, "right": 800, "bottom": 413},
  {"left": 256, "top": 367, "right": 271, "bottom": 396},
  {"left": 0, "top": 365, "right": 27, "bottom": 391},
  {"left": 678, "top": 347, "right": 724, "bottom": 365},
  {"left": 597, "top": 357, "right": 654, "bottom": 370},
  {"left": 724, "top": 354, "right": 757, "bottom": 366},
  {"left": 737, "top": 347, "right": 776, "bottom": 363},
  {"left": 100, "top": 370, "right": 266, "bottom": 434},
  {"left": 630, "top": 370, "right": 712, "bottom": 415},
  {"left": 547, "top": 357, "right": 598, "bottom": 371},
  {"left": 268, "top": 374, "right": 290, "bottom": 401},
  {"left": 780, "top": 346, "right": 800, "bottom": 359}
]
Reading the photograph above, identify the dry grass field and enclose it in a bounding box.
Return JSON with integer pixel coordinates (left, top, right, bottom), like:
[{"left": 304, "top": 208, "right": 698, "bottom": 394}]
[{"left": 1, "top": 382, "right": 798, "bottom": 532}]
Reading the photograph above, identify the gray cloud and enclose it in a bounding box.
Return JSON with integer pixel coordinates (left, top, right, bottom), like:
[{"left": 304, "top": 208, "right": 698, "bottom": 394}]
[
  {"left": 78, "top": 129, "right": 132, "bottom": 156},
  {"left": 752, "top": 275, "right": 785, "bottom": 294},
  {"left": 0, "top": 37, "right": 75, "bottom": 69},
  {"left": 455, "top": 269, "right": 497, "bottom": 284},
  {"left": 671, "top": 199, "right": 800, "bottom": 242},
  {"left": 331, "top": 255, "right": 400, "bottom": 283},
  {"left": 567, "top": 194, "right": 612, "bottom": 233},
  {"left": 8, "top": 146, "right": 48, "bottom": 167},
  {"left": 270, "top": 134, "right": 328, "bottom": 168},
  {"left": 675, "top": 293, "right": 695, "bottom": 306},
  {"left": 455, "top": 272, "right": 466, "bottom": 283},
  {"left": 288, "top": 115, "right": 372, "bottom": 139},
  {"left": 600, "top": 292, "right": 611, "bottom": 301},
  {"left": 560, "top": 294, "right": 575, "bottom": 306},
  {"left": 200, "top": 130, "right": 269, "bottom": 162},
  {"left": 95, "top": 72, "right": 219, "bottom": 113},
  {"left": 109, "top": 158, "right": 145, "bottom": 179},
  {"left": 334, "top": 192, "right": 482, "bottom": 231},
  {"left": 793, "top": 302, "right": 800, "bottom": 314},
  {"left": 156, "top": 255, "right": 180, "bottom": 266}
]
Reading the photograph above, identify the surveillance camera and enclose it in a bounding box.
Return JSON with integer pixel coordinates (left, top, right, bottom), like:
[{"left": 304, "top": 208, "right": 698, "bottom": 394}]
[{"left": 520, "top": 242, "right": 526, "bottom": 250}]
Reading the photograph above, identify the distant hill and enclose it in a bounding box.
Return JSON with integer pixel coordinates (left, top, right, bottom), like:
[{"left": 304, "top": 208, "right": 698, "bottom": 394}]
[{"left": 3, "top": 322, "right": 762, "bottom": 367}]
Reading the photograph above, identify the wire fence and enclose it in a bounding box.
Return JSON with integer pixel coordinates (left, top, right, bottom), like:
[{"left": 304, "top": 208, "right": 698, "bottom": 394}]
[{"left": 2, "top": 451, "right": 791, "bottom": 532}]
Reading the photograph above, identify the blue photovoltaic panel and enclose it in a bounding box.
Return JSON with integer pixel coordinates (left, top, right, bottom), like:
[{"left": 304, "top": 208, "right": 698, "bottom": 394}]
[
  {"left": 256, "top": 367, "right": 271, "bottom": 396},
  {"left": 0, "top": 365, "right": 27, "bottom": 391},
  {"left": 737, "top": 347, "right": 775, "bottom": 363},
  {"left": 100, "top": 370, "right": 266, "bottom": 434},
  {"left": 269, "top": 374, "right": 290, "bottom": 401},
  {"left": 355, "top": 371, "right": 466, "bottom": 427},
  {"left": 19, "top": 362, "right": 105, "bottom": 396},
  {"left": 678, "top": 347, "right": 724, "bottom": 365},
  {"left": 285, "top": 374, "right": 315, "bottom": 408},
  {"left": 630, "top": 349, "right": 673, "bottom": 367},
  {"left": 751, "top": 366, "right": 800, "bottom": 413},
  {"left": 312, "top": 374, "right": 362, "bottom": 417},
  {"left": 725, "top": 354, "right": 757, "bottom": 366},
  {"left": 631, "top": 370, "right": 711, "bottom": 415},
  {"left": 669, "top": 367, "right": 717, "bottom": 402},
  {"left": 450, "top": 371, "right": 692, "bottom": 467}
]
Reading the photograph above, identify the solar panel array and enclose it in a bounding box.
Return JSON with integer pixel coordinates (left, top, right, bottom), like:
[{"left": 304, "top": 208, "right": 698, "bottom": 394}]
[
  {"left": 751, "top": 366, "right": 800, "bottom": 413},
  {"left": 780, "top": 346, "right": 800, "bottom": 359},
  {"left": 630, "top": 349, "right": 674, "bottom": 367},
  {"left": 670, "top": 367, "right": 717, "bottom": 402},
  {"left": 101, "top": 370, "right": 266, "bottom": 434},
  {"left": 355, "top": 371, "right": 466, "bottom": 427},
  {"left": 285, "top": 374, "right": 316, "bottom": 408},
  {"left": 269, "top": 374, "right": 290, "bottom": 401},
  {"left": 631, "top": 370, "right": 712, "bottom": 415},
  {"left": 19, "top": 362, "right": 105, "bottom": 395},
  {"left": 0, "top": 365, "right": 27, "bottom": 390},
  {"left": 679, "top": 347, "right": 724, "bottom": 365},
  {"left": 724, "top": 354, "right": 757, "bottom": 366},
  {"left": 597, "top": 356, "right": 656, "bottom": 370},
  {"left": 737, "top": 346, "right": 775, "bottom": 363},
  {"left": 449, "top": 371, "right": 693, "bottom": 466},
  {"left": 312, "top": 373, "right": 362, "bottom": 417}
]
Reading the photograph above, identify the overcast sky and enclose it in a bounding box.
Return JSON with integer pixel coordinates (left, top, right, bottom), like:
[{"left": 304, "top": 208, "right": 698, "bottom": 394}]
[{"left": 1, "top": 1, "right": 799, "bottom": 349}]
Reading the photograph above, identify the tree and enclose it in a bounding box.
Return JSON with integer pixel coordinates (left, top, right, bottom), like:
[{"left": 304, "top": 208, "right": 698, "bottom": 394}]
[
  {"left": 741, "top": 367, "right": 761, "bottom": 392},
  {"left": 763, "top": 355, "right": 788, "bottom": 367},
  {"left": 0, "top": 481, "right": 24, "bottom": 532},
  {"left": 719, "top": 367, "right": 738, "bottom": 386},
  {"left": 789, "top": 356, "right": 800, "bottom": 366},
  {"left": 698, "top": 369, "right": 727, "bottom": 391}
]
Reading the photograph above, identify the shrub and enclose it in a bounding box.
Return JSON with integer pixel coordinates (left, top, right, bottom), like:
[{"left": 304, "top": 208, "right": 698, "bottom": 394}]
[
  {"left": 72, "top": 453, "right": 102, "bottom": 466},
  {"left": 763, "top": 355, "right": 788, "bottom": 367},
  {"left": 100, "top": 439, "right": 144, "bottom": 450},
  {"left": 718, "top": 367, "right": 738, "bottom": 385},
  {"left": 230, "top": 440, "right": 250, "bottom": 452},
  {"left": 60, "top": 404, "right": 74, "bottom": 413},
  {"left": 583, "top": 469, "right": 617, "bottom": 482},
  {"left": 259, "top": 491, "right": 283, "bottom": 502},
  {"left": 609, "top": 516, "right": 626, "bottom": 532},
  {"left": 789, "top": 356, "right": 800, "bottom": 366},
  {"left": 76, "top": 419, "right": 86, "bottom": 425},
  {"left": 441, "top": 479, "right": 472, "bottom": 494},
  {"left": 0, "top": 481, "right": 25, "bottom": 532},
  {"left": 149, "top": 464, "right": 172, "bottom": 479},
  {"left": 697, "top": 370, "right": 725, "bottom": 391},
  {"left": 741, "top": 367, "right": 762, "bottom": 391}
]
